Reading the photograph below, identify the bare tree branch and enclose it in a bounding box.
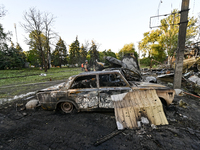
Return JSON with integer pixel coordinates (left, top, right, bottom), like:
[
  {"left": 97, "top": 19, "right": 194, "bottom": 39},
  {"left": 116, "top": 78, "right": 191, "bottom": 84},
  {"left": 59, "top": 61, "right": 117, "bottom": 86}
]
[{"left": 0, "top": 5, "right": 7, "bottom": 18}]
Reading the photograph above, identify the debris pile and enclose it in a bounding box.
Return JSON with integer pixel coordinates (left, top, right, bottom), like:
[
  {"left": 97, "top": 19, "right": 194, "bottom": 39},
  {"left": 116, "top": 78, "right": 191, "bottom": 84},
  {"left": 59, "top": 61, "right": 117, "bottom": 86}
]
[{"left": 111, "top": 89, "right": 169, "bottom": 130}]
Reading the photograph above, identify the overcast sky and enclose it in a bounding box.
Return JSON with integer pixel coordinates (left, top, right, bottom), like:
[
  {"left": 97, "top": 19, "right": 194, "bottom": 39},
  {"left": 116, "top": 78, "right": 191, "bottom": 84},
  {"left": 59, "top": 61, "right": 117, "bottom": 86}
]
[{"left": 1, "top": 0, "right": 199, "bottom": 54}]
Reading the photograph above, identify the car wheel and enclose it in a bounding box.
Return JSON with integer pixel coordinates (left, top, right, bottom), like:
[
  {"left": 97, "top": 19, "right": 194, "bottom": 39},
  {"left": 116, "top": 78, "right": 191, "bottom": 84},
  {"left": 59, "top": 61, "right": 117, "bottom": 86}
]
[{"left": 61, "top": 102, "right": 74, "bottom": 113}]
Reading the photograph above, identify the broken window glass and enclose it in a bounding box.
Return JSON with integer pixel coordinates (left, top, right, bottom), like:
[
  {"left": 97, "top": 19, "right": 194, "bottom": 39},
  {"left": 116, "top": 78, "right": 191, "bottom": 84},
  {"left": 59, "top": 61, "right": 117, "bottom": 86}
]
[
  {"left": 70, "top": 75, "right": 97, "bottom": 89},
  {"left": 99, "top": 73, "right": 127, "bottom": 87}
]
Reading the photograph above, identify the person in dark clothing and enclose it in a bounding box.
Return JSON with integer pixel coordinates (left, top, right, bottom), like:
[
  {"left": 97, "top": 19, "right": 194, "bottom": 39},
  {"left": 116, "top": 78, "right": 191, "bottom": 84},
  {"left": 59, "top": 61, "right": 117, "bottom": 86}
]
[{"left": 84, "top": 60, "right": 90, "bottom": 72}]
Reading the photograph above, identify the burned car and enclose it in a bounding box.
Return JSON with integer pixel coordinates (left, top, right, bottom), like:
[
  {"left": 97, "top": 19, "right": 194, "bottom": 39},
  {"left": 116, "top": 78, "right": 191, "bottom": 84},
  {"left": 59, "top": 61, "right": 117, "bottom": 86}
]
[{"left": 36, "top": 70, "right": 175, "bottom": 113}]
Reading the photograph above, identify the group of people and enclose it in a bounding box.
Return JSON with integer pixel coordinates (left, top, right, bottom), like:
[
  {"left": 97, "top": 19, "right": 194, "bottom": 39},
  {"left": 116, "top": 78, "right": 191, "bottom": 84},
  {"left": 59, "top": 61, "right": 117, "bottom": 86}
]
[{"left": 81, "top": 60, "right": 90, "bottom": 72}]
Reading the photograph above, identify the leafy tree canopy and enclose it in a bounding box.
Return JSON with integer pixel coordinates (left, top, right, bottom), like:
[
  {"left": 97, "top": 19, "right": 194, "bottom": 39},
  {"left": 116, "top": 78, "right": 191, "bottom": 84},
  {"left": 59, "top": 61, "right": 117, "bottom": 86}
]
[
  {"left": 26, "top": 49, "right": 40, "bottom": 67},
  {"left": 99, "top": 49, "right": 116, "bottom": 62},
  {"left": 118, "top": 43, "right": 137, "bottom": 60},
  {"left": 139, "top": 9, "right": 198, "bottom": 64}
]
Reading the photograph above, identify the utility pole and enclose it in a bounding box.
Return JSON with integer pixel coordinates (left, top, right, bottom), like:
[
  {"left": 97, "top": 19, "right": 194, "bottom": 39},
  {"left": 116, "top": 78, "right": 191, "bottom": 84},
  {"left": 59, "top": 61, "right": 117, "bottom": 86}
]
[{"left": 173, "top": 0, "right": 190, "bottom": 89}]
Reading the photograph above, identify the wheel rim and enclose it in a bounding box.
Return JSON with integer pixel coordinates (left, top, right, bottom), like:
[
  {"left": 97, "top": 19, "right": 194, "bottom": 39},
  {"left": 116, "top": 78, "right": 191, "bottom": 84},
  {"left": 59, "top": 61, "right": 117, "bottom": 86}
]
[{"left": 61, "top": 102, "right": 73, "bottom": 113}]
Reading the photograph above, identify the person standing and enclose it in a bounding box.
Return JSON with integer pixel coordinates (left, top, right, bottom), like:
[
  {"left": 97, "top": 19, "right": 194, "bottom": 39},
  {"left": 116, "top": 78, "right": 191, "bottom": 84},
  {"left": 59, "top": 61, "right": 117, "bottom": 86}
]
[
  {"left": 84, "top": 60, "right": 90, "bottom": 72},
  {"left": 81, "top": 63, "right": 84, "bottom": 71}
]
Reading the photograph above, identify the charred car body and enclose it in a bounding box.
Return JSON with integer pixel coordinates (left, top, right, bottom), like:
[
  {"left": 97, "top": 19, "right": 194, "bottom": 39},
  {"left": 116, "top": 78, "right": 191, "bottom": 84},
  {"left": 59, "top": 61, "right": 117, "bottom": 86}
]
[{"left": 36, "top": 70, "right": 175, "bottom": 113}]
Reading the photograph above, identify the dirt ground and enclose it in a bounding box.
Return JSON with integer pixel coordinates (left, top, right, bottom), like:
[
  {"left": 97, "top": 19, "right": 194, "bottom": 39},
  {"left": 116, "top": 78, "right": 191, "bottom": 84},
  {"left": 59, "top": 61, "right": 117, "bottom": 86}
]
[{"left": 0, "top": 90, "right": 200, "bottom": 150}]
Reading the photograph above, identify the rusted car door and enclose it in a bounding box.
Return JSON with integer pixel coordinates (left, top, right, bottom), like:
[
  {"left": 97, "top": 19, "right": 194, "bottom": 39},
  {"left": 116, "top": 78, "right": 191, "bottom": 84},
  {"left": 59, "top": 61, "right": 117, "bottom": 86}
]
[
  {"left": 67, "top": 74, "right": 99, "bottom": 109},
  {"left": 98, "top": 72, "right": 132, "bottom": 108}
]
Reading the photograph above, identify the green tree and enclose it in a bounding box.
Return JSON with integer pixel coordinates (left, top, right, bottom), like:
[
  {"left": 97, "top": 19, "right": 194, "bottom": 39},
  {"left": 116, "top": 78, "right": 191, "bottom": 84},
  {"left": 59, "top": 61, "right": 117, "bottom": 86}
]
[
  {"left": 28, "top": 30, "right": 48, "bottom": 68},
  {"left": 0, "top": 42, "right": 26, "bottom": 69},
  {"left": 69, "top": 36, "right": 80, "bottom": 65},
  {"left": 118, "top": 43, "right": 138, "bottom": 60},
  {"left": 52, "top": 37, "right": 67, "bottom": 67},
  {"left": 80, "top": 44, "right": 88, "bottom": 63},
  {"left": 88, "top": 40, "right": 99, "bottom": 66},
  {"left": 0, "top": 6, "right": 9, "bottom": 69},
  {"left": 99, "top": 49, "right": 116, "bottom": 62},
  {"left": 151, "top": 44, "right": 167, "bottom": 62},
  {"left": 0, "top": 24, "right": 9, "bottom": 49},
  {"left": 0, "top": 5, "right": 9, "bottom": 51},
  {"left": 15, "top": 43, "right": 26, "bottom": 68},
  {"left": 26, "top": 49, "right": 40, "bottom": 66},
  {"left": 138, "top": 29, "right": 162, "bottom": 58},
  {"left": 21, "top": 8, "right": 55, "bottom": 72},
  {"left": 139, "top": 9, "right": 198, "bottom": 65}
]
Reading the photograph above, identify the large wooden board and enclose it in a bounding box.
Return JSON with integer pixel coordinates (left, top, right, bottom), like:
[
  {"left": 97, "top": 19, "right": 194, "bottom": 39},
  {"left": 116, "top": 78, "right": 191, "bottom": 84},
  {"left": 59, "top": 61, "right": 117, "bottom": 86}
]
[{"left": 111, "top": 89, "right": 168, "bottom": 130}]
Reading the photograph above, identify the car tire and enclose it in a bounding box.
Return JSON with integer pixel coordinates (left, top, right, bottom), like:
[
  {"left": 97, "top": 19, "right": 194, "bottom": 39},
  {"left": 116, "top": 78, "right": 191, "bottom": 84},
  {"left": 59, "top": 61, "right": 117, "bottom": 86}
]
[{"left": 60, "top": 102, "right": 74, "bottom": 113}]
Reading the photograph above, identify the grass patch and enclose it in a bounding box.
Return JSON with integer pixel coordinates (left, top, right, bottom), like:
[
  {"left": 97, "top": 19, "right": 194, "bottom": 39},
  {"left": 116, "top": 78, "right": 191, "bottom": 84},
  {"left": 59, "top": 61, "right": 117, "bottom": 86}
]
[
  {"left": 0, "top": 67, "right": 82, "bottom": 87},
  {"left": 0, "top": 67, "right": 83, "bottom": 99}
]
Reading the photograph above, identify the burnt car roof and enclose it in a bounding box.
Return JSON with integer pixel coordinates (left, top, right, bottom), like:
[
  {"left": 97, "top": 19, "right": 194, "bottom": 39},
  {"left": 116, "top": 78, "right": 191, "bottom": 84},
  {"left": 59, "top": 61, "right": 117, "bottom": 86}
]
[{"left": 78, "top": 70, "right": 121, "bottom": 76}]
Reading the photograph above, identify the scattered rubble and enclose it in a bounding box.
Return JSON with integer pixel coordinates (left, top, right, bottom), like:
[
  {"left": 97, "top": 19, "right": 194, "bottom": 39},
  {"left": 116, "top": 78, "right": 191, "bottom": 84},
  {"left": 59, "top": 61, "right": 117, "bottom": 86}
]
[
  {"left": 178, "top": 99, "right": 188, "bottom": 108},
  {"left": 111, "top": 89, "right": 171, "bottom": 130},
  {"left": 188, "top": 75, "right": 200, "bottom": 85},
  {"left": 39, "top": 73, "right": 47, "bottom": 76},
  {"left": 0, "top": 81, "right": 200, "bottom": 149},
  {"left": 25, "top": 99, "right": 40, "bottom": 110},
  {"left": 0, "top": 92, "right": 36, "bottom": 105},
  {"left": 141, "top": 117, "right": 149, "bottom": 125},
  {"left": 1, "top": 50, "right": 200, "bottom": 149},
  {"left": 144, "top": 76, "right": 157, "bottom": 83},
  {"left": 174, "top": 89, "right": 184, "bottom": 96}
]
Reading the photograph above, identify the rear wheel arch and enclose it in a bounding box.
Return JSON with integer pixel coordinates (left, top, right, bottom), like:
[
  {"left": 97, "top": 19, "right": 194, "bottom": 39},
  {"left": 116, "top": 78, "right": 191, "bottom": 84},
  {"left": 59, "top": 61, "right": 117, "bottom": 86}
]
[
  {"left": 159, "top": 97, "right": 168, "bottom": 115},
  {"left": 159, "top": 97, "right": 167, "bottom": 106}
]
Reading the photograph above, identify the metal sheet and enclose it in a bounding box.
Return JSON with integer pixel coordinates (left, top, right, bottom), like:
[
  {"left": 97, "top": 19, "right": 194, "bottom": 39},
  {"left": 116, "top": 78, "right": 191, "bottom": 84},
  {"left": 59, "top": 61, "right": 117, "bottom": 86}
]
[{"left": 111, "top": 89, "right": 168, "bottom": 130}]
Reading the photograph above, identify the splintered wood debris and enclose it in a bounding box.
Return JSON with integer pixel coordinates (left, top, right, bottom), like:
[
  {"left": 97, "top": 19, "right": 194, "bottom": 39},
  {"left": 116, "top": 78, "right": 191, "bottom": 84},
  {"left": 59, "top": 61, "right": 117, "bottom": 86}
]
[{"left": 111, "top": 89, "right": 168, "bottom": 130}]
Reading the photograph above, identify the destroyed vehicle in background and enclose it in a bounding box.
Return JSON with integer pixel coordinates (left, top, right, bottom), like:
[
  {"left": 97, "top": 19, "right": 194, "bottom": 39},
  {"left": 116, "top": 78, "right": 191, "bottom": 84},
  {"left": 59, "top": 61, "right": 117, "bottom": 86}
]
[
  {"left": 36, "top": 70, "right": 175, "bottom": 113},
  {"left": 102, "top": 56, "right": 142, "bottom": 81},
  {"left": 170, "top": 42, "right": 200, "bottom": 73},
  {"left": 179, "top": 57, "right": 200, "bottom": 73}
]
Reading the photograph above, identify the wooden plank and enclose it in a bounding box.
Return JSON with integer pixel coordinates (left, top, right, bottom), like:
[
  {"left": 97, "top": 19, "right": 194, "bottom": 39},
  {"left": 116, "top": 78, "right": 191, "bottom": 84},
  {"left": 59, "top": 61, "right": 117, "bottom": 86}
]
[
  {"left": 118, "top": 97, "right": 134, "bottom": 129},
  {"left": 114, "top": 102, "right": 126, "bottom": 130},
  {"left": 112, "top": 89, "right": 169, "bottom": 130},
  {"left": 124, "top": 93, "right": 137, "bottom": 128},
  {"left": 128, "top": 92, "right": 140, "bottom": 127},
  {"left": 147, "top": 89, "right": 162, "bottom": 125},
  {"left": 144, "top": 90, "right": 156, "bottom": 125},
  {"left": 150, "top": 90, "right": 168, "bottom": 125}
]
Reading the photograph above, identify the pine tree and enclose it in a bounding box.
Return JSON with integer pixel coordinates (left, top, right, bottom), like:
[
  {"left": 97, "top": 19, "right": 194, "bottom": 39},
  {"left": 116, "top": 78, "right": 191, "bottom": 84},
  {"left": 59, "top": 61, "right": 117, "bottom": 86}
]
[
  {"left": 88, "top": 41, "right": 99, "bottom": 66},
  {"left": 52, "top": 37, "right": 67, "bottom": 67},
  {"left": 69, "top": 36, "right": 80, "bottom": 65},
  {"left": 80, "top": 44, "right": 88, "bottom": 63}
]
